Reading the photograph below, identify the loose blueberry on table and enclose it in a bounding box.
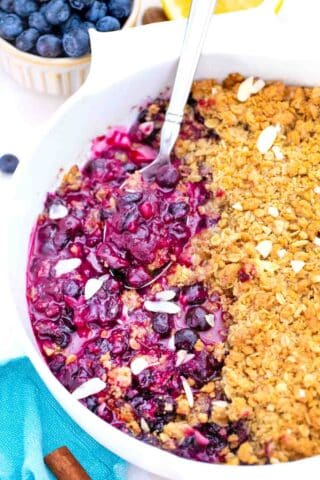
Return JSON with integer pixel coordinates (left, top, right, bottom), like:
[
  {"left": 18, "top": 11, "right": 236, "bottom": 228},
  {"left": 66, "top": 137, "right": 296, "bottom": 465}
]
[
  {"left": 27, "top": 97, "right": 249, "bottom": 463},
  {"left": 0, "top": 0, "right": 132, "bottom": 57}
]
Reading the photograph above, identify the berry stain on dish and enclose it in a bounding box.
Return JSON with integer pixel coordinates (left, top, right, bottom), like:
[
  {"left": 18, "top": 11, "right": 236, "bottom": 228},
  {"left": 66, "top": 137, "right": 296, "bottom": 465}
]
[
  {"left": 27, "top": 94, "right": 242, "bottom": 464},
  {"left": 0, "top": 0, "right": 132, "bottom": 57}
]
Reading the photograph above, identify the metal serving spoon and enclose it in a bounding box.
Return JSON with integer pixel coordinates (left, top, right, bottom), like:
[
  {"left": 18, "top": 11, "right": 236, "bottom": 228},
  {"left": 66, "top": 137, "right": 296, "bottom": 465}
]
[
  {"left": 140, "top": 0, "right": 217, "bottom": 181},
  {"left": 120, "top": 0, "right": 217, "bottom": 289}
]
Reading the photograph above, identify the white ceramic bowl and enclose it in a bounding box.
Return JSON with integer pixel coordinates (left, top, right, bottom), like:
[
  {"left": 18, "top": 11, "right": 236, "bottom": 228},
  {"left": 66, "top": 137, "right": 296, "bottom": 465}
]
[
  {"left": 8, "top": 13, "right": 320, "bottom": 480},
  {"left": 0, "top": 0, "right": 140, "bottom": 96}
]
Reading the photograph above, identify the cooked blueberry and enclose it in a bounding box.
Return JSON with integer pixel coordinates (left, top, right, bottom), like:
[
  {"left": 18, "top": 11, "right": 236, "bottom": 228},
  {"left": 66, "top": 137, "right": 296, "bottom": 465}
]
[
  {"left": 121, "top": 191, "right": 143, "bottom": 204},
  {"left": 36, "top": 34, "right": 62, "bottom": 57},
  {"left": 168, "top": 201, "right": 189, "bottom": 220},
  {"left": 13, "top": 0, "right": 37, "bottom": 17},
  {"left": 29, "top": 12, "right": 52, "bottom": 33},
  {"left": 123, "top": 161, "right": 137, "bottom": 173},
  {"left": 16, "top": 28, "right": 39, "bottom": 51},
  {"left": 62, "top": 28, "right": 89, "bottom": 57},
  {"left": 45, "top": 0, "right": 70, "bottom": 25},
  {"left": 85, "top": 1, "right": 106, "bottom": 22},
  {"left": 152, "top": 312, "right": 170, "bottom": 336},
  {"left": 174, "top": 328, "right": 198, "bottom": 351},
  {"left": 0, "top": 13, "right": 22, "bottom": 39},
  {"left": 108, "top": 0, "right": 131, "bottom": 19},
  {"left": 96, "top": 15, "right": 120, "bottom": 32},
  {"left": 62, "top": 279, "right": 80, "bottom": 297},
  {"left": 182, "top": 283, "right": 207, "bottom": 305},
  {"left": 126, "top": 266, "right": 151, "bottom": 288},
  {"left": 156, "top": 165, "right": 180, "bottom": 189},
  {"left": 168, "top": 223, "right": 190, "bottom": 242},
  {"left": 0, "top": 153, "right": 19, "bottom": 173},
  {"left": 0, "top": 0, "right": 14, "bottom": 12},
  {"left": 186, "top": 306, "right": 210, "bottom": 331}
]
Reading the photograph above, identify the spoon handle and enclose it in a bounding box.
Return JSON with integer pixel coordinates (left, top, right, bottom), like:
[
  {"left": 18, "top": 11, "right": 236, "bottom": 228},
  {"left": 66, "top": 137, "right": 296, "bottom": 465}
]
[{"left": 166, "top": 0, "right": 217, "bottom": 124}]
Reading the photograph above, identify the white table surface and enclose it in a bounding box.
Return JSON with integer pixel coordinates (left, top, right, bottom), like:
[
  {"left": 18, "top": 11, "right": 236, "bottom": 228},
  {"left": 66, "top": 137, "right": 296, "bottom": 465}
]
[{"left": 0, "top": 0, "right": 318, "bottom": 478}]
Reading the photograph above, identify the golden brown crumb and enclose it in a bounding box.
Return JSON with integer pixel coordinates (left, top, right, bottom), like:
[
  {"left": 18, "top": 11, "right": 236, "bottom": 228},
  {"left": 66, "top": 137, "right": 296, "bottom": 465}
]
[{"left": 175, "top": 73, "right": 320, "bottom": 462}]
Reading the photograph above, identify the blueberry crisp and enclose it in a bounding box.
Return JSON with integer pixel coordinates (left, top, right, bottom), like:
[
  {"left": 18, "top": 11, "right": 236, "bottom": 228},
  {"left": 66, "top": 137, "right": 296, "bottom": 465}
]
[{"left": 27, "top": 74, "right": 320, "bottom": 464}]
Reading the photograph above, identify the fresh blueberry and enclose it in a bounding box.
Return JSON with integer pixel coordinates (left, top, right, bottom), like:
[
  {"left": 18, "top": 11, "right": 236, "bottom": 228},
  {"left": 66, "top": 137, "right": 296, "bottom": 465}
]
[
  {"left": 152, "top": 312, "right": 170, "bottom": 336},
  {"left": 36, "top": 34, "right": 62, "bottom": 57},
  {"left": 62, "top": 28, "right": 89, "bottom": 57},
  {"left": 13, "top": 0, "right": 37, "bottom": 17},
  {"left": 0, "top": 13, "right": 23, "bottom": 39},
  {"left": 185, "top": 307, "right": 210, "bottom": 331},
  {"left": 174, "top": 328, "right": 198, "bottom": 351},
  {"left": 68, "top": 0, "right": 94, "bottom": 10},
  {"left": 0, "top": 153, "right": 19, "bottom": 174},
  {"left": 80, "top": 20, "right": 94, "bottom": 31},
  {"left": 85, "top": 1, "right": 106, "bottom": 22},
  {"left": 108, "top": 0, "right": 131, "bottom": 19},
  {"left": 0, "top": 9, "right": 5, "bottom": 23},
  {"left": 45, "top": 0, "right": 70, "bottom": 25},
  {"left": 96, "top": 15, "right": 120, "bottom": 32},
  {"left": 39, "top": 3, "right": 49, "bottom": 14},
  {"left": 61, "top": 13, "right": 81, "bottom": 32},
  {"left": 16, "top": 28, "right": 39, "bottom": 51},
  {"left": 0, "top": 0, "right": 14, "bottom": 13},
  {"left": 28, "top": 12, "right": 51, "bottom": 33}
]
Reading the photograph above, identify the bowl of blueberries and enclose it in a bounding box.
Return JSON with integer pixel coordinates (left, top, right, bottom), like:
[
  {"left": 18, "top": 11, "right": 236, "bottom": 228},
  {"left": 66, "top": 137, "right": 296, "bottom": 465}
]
[{"left": 0, "top": 0, "right": 139, "bottom": 95}]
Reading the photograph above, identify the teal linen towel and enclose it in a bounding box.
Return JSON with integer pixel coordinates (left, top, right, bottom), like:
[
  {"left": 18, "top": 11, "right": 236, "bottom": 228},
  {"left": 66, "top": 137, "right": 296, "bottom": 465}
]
[{"left": 0, "top": 357, "right": 127, "bottom": 480}]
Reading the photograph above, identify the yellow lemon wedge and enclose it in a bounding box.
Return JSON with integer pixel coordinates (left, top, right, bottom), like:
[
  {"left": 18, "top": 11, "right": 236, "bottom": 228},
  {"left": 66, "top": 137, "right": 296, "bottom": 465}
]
[{"left": 161, "top": 0, "right": 283, "bottom": 20}]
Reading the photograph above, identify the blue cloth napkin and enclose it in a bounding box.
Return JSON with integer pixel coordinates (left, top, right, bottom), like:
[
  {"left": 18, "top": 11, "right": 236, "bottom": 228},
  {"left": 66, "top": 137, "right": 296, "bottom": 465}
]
[{"left": 0, "top": 357, "right": 127, "bottom": 480}]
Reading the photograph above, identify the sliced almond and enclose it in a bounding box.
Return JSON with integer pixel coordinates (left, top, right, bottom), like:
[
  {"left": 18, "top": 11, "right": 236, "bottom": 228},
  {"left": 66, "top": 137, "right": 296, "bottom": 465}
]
[
  {"left": 180, "top": 376, "right": 194, "bottom": 408},
  {"left": 268, "top": 206, "right": 279, "bottom": 218},
  {"left": 144, "top": 300, "right": 181, "bottom": 314},
  {"left": 54, "top": 258, "right": 81, "bottom": 277},
  {"left": 257, "top": 125, "right": 280, "bottom": 154},
  {"left": 155, "top": 290, "right": 176, "bottom": 301},
  {"left": 251, "top": 78, "right": 265, "bottom": 94},
  {"left": 237, "top": 76, "right": 254, "bottom": 102},
  {"left": 314, "top": 237, "right": 320, "bottom": 246},
  {"left": 256, "top": 240, "right": 273, "bottom": 258},
  {"left": 168, "top": 334, "right": 175, "bottom": 351},
  {"left": 176, "top": 350, "right": 195, "bottom": 367},
  {"left": 290, "top": 260, "right": 305, "bottom": 273},
  {"left": 48, "top": 203, "right": 68, "bottom": 220},
  {"left": 276, "top": 292, "right": 286, "bottom": 305},
  {"left": 212, "top": 400, "right": 228, "bottom": 409},
  {"left": 232, "top": 202, "right": 243, "bottom": 211},
  {"left": 72, "top": 377, "right": 106, "bottom": 400},
  {"left": 314, "top": 186, "right": 320, "bottom": 194},
  {"left": 84, "top": 276, "right": 105, "bottom": 301},
  {"left": 205, "top": 314, "right": 215, "bottom": 328},
  {"left": 277, "top": 249, "right": 287, "bottom": 259},
  {"left": 130, "top": 357, "right": 150, "bottom": 375},
  {"left": 272, "top": 145, "right": 284, "bottom": 160},
  {"left": 140, "top": 418, "right": 150, "bottom": 433}
]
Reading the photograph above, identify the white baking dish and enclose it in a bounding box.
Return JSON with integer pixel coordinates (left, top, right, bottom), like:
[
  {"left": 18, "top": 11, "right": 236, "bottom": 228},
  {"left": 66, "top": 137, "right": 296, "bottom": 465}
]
[{"left": 8, "top": 10, "right": 320, "bottom": 480}]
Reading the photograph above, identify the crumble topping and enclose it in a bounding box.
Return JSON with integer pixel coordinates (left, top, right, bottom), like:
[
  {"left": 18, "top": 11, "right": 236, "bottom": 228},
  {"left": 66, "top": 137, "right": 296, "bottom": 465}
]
[{"left": 174, "top": 74, "right": 320, "bottom": 462}]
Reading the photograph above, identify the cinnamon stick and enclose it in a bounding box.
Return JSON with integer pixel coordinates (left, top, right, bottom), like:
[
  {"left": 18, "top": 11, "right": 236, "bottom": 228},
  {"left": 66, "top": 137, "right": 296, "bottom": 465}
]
[{"left": 44, "top": 446, "right": 91, "bottom": 480}]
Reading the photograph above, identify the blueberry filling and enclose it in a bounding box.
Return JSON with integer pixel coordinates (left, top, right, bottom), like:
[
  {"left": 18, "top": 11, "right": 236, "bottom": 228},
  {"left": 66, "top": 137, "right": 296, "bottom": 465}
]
[{"left": 26, "top": 98, "right": 248, "bottom": 463}]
